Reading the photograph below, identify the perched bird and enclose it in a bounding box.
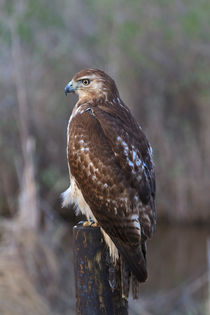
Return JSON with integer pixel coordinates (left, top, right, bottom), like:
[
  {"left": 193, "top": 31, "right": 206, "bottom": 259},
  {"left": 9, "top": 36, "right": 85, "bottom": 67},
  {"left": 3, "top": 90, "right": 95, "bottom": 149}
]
[{"left": 62, "top": 68, "right": 156, "bottom": 298}]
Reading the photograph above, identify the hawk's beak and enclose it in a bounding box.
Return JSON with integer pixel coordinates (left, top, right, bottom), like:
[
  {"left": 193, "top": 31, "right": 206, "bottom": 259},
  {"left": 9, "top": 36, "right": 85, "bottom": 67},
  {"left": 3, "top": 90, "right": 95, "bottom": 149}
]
[{"left": 65, "top": 81, "right": 75, "bottom": 95}]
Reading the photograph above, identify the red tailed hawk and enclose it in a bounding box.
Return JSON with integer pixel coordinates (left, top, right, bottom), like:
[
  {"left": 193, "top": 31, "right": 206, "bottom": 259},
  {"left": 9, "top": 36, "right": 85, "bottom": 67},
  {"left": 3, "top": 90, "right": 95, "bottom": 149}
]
[{"left": 62, "top": 68, "right": 156, "bottom": 298}]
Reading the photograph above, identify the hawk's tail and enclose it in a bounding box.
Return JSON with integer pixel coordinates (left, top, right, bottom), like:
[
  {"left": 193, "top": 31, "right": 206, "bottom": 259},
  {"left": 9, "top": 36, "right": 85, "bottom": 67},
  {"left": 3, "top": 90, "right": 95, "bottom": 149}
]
[
  {"left": 119, "top": 242, "right": 147, "bottom": 281},
  {"left": 111, "top": 238, "right": 147, "bottom": 299},
  {"left": 120, "top": 244, "right": 147, "bottom": 299}
]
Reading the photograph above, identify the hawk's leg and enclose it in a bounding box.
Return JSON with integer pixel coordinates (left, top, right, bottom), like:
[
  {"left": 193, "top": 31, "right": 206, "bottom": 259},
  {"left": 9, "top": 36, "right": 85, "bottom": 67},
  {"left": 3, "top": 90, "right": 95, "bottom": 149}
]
[{"left": 82, "top": 220, "right": 100, "bottom": 227}]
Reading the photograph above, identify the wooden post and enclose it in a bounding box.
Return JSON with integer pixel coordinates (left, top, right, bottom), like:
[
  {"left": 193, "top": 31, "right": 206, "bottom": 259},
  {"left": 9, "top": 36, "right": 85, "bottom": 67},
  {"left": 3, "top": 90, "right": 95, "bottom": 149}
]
[{"left": 73, "top": 223, "right": 128, "bottom": 315}]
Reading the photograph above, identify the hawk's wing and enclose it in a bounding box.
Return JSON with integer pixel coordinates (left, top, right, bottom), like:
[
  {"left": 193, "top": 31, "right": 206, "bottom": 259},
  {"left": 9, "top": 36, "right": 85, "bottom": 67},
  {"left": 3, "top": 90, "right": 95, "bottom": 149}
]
[
  {"left": 94, "top": 104, "right": 156, "bottom": 237},
  {"left": 68, "top": 104, "right": 155, "bottom": 281}
]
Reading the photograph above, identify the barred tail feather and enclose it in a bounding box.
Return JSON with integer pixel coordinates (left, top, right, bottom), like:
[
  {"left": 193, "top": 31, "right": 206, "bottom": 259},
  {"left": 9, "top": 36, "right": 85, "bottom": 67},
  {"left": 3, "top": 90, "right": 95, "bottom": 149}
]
[
  {"left": 132, "top": 273, "right": 140, "bottom": 299},
  {"left": 121, "top": 256, "right": 131, "bottom": 299}
]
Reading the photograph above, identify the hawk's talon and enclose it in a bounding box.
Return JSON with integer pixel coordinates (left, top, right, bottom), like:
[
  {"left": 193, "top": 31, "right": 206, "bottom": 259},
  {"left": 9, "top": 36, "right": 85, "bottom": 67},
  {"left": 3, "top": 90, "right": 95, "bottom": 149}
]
[
  {"left": 83, "top": 221, "right": 92, "bottom": 227},
  {"left": 92, "top": 222, "right": 99, "bottom": 227}
]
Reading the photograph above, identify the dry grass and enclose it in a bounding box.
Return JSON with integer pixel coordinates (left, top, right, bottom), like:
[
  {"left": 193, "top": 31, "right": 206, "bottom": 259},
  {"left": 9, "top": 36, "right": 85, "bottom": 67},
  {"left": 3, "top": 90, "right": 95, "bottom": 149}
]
[{"left": 0, "top": 222, "right": 75, "bottom": 315}]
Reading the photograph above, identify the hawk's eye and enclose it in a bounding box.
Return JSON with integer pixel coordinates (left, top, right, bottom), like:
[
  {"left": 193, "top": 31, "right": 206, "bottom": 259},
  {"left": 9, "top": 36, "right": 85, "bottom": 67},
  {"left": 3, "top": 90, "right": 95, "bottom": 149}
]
[{"left": 82, "top": 79, "right": 90, "bottom": 86}]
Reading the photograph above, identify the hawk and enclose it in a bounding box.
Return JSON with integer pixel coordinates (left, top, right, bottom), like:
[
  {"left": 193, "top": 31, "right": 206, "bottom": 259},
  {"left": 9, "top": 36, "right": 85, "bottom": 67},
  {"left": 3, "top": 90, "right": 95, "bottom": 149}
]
[{"left": 62, "top": 68, "right": 156, "bottom": 298}]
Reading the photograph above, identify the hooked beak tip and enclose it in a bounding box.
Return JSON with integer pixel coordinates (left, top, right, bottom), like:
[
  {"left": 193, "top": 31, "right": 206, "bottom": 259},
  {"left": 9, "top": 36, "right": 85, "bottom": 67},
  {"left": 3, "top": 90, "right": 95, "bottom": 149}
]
[
  {"left": 64, "top": 86, "right": 68, "bottom": 96},
  {"left": 64, "top": 81, "right": 74, "bottom": 95}
]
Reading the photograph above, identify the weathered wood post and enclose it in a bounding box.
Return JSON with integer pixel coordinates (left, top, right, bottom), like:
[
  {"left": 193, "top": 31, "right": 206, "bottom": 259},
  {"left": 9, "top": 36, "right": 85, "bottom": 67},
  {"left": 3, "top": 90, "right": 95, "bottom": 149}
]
[{"left": 73, "top": 223, "right": 128, "bottom": 315}]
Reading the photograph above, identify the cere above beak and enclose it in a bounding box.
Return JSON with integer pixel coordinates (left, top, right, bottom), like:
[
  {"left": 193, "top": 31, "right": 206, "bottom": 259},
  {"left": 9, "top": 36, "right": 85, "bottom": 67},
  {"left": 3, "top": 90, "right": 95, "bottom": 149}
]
[{"left": 65, "top": 81, "right": 75, "bottom": 95}]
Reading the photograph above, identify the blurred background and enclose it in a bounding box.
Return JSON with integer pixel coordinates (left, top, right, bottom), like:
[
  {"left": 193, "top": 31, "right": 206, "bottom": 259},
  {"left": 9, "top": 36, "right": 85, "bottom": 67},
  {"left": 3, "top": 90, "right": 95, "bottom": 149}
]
[{"left": 0, "top": 0, "right": 210, "bottom": 314}]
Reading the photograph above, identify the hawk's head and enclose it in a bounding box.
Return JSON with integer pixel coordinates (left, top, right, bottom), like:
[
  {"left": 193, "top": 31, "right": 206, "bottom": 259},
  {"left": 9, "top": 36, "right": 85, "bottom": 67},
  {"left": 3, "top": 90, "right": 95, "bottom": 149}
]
[{"left": 65, "top": 68, "right": 119, "bottom": 101}]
